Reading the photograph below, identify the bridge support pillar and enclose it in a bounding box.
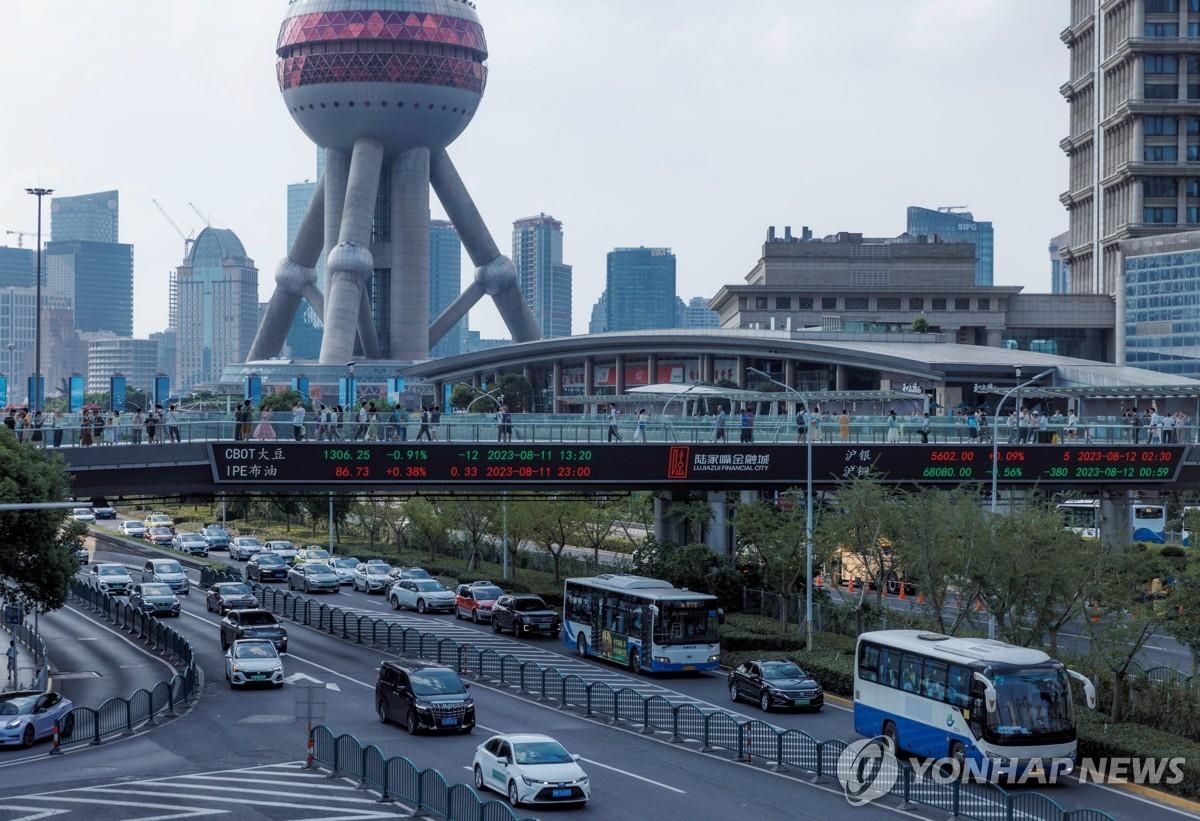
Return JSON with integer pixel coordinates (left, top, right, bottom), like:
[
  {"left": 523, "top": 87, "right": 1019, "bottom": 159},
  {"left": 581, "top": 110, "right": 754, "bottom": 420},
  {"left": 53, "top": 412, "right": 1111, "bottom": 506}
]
[
  {"left": 705, "top": 491, "right": 731, "bottom": 557},
  {"left": 1101, "top": 488, "right": 1131, "bottom": 551},
  {"left": 653, "top": 490, "right": 689, "bottom": 546}
]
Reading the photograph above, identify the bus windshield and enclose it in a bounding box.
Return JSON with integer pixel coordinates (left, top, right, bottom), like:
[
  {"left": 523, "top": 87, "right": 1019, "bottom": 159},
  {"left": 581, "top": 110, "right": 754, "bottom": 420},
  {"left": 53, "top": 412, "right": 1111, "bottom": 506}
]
[
  {"left": 987, "top": 666, "right": 1073, "bottom": 741},
  {"left": 655, "top": 604, "right": 719, "bottom": 645}
]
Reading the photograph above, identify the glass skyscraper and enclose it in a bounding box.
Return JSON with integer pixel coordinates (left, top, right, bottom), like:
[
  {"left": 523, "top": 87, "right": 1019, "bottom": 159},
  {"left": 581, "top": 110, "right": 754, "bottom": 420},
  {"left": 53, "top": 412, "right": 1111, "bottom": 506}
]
[
  {"left": 430, "top": 219, "right": 465, "bottom": 358},
  {"left": 284, "top": 180, "right": 324, "bottom": 360},
  {"left": 44, "top": 240, "right": 134, "bottom": 337},
  {"left": 605, "top": 247, "right": 676, "bottom": 332},
  {"left": 513, "top": 214, "right": 572, "bottom": 338},
  {"left": 51, "top": 190, "right": 119, "bottom": 243},
  {"left": 679, "top": 296, "right": 720, "bottom": 329},
  {"left": 906, "top": 206, "right": 994, "bottom": 286},
  {"left": 1122, "top": 232, "right": 1200, "bottom": 378},
  {"left": 1049, "top": 231, "right": 1071, "bottom": 294},
  {"left": 0, "top": 247, "right": 34, "bottom": 289}
]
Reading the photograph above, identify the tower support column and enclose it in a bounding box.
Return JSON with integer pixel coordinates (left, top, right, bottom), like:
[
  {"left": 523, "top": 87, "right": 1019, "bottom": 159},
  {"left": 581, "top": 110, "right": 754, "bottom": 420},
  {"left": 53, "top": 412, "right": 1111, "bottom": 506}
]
[{"left": 390, "top": 148, "right": 432, "bottom": 361}]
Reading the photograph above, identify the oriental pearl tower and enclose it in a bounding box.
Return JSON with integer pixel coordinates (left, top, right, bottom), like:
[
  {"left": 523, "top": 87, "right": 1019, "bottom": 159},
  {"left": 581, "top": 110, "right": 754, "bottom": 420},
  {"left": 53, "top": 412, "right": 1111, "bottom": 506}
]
[{"left": 248, "top": 0, "right": 541, "bottom": 365}]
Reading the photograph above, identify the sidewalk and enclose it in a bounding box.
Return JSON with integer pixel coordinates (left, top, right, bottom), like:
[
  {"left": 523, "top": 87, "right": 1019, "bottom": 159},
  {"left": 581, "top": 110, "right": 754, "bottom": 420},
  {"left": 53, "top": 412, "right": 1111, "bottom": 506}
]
[{"left": 3, "top": 622, "right": 49, "bottom": 692}]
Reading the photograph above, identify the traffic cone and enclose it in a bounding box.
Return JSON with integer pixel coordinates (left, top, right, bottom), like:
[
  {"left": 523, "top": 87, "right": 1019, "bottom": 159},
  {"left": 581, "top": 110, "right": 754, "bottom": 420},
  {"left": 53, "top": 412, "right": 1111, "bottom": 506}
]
[
  {"left": 847, "top": 578, "right": 856, "bottom": 593},
  {"left": 974, "top": 598, "right": 984, "bottom": 612},
  {"left": 814, "top": 573, "right": 824, "bottom": 589},
  {"left": 305, "top": 722, "right": 314, "bottom": 769},
  {"left": 917, "top": 592, "right": 927, "bottom": 605},
  {"left": 898, "top": 585, "right": 906, "bottom": 601},
  {"left": 49, "top": 722, "right": 61, "bottom": 756}
]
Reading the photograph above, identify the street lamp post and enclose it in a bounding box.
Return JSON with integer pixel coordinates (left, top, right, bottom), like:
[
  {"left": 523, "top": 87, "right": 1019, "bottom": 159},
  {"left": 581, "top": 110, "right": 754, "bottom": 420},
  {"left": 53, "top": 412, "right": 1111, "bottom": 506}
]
[
  {"left": 748, "top": 367, "right": 814, "bottom": 652},
  {"left": 990, "top": 368, "right": 1055, "bottom": 513},
  {"left": 25, "top": 187, "right": 52, "bottom": 413}
]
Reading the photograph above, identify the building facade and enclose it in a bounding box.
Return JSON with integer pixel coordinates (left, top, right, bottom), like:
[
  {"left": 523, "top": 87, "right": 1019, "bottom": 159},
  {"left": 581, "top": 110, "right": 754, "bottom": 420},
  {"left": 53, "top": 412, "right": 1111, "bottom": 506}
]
[
  {"left": 906, "top": 206, "right": 994, "bottom": 286},
  {"left": 86, "top": 337, "right": 160, "bottom": 395},
  {"left": 1050, "top": 230, "right": 1072, "bottom": 293},
  {"left": 513, "top": 214, "right": 572, "bottom": 338},
  {"left": 43, "top": 240, "right": 134, "bottom": 337},
  {"left": 1122, "top": 230, "right": 1200, "bottom": 376},
  {"left": 0, "top": 247, "right": 34, "bottom": 289},
  {"left": 0, "top": 287, "right": 35, "bottom": 401},
  {"left": 284, "top": 180, "right": 324, "bottom": 360},
  {"left": 679, "top": 296, "right": 720, "bottom": 329},
  {"left": 589, "top": 292, "right": 609, "bottom": 335},
  {"left": 150, "top": 330, "right": 177, "bottom": 385},
  {"left": 51, "top": 190, "right": 119, "bottom": 244},
  {"left": 430, "top": 218, "right": 466, "bottom": 358},
  {"left": 605, "top": 247, "right": 676, "bottom": 332},
  {"left": 175, "top": 228, "right": 259, "bottom": 391}
]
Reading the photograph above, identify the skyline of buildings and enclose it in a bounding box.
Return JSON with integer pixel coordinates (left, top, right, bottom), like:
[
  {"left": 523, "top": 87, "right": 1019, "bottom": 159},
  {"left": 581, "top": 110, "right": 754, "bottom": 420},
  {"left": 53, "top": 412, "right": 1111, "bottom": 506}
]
[
  {"left": 513, "top": 213, "right": 572, "bottom": 339},
  {"left": 50, "top": 190, "right": 119, "bottom": 244},
  {"left": 1050, "top": 230, "right": 1071, "bottom": 294},
  {"left": 605, "top": 247, "right": 677, "bottom": 332},
  {"left": 905, "top": 206, "right": 994, "bottom": 286}
]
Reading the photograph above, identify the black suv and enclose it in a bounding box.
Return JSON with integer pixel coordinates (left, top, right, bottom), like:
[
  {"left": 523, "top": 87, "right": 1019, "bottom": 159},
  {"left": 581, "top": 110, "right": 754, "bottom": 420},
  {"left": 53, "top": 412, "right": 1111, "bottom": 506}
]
[
  {"left": 375, "top": 660, "right": 475, "bottom": 735},
  {"left": 219, "top": 608, "right": 288, "bottom": 653},
  {"left": 490, "top": 594, "right": 561, "bottom": 637}
]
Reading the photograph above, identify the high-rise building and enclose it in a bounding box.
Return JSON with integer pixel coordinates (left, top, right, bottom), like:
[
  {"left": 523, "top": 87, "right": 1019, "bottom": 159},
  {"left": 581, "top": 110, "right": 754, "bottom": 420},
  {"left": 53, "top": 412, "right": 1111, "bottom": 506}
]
[
  {"left": 87, "top": 337, "right": 160, "bottom": 394},
  {"left": 679, "top": 296, "right": 720, "bottom": 329},
  {"left": 0, "top": 287, "right": 36, "bottom": 401},
  {"left": 0, "top": 247, "right": 34, "bottom": 289},
  {"left": 905, "top": 206, "right": 994, "bottom": 286},
  {"left": 175, "top": 228, "right": 259, "bottom": 390},
  {"left": 589, "top": 292, "right": 609, "bottom": 335},
  {"left": 43, "top": 240, "right": 134, "bottom": 337},
  {"left": 283, "top": 180, "right": 324, "bottom": 360},
  {"left": 513, "top": 214, "right": 572, "bottom": 338},
  {"left": 1050, "top": 231, "right": 1071, "bottom": 294},
  {"left": 605, "top": 247, "right": 677, "bottom": 332},
  {"left": 51, "top": 190, "right": 119, "bottom": 243},
  {"left": 1122, "top": 231, "right": 1200, "bottom": 378},
  {"left": 430, "top": 218, "right": 466, "bottom": 358},
  {"left": 150, "top": 330, "right": 177, "bottom": 385}
]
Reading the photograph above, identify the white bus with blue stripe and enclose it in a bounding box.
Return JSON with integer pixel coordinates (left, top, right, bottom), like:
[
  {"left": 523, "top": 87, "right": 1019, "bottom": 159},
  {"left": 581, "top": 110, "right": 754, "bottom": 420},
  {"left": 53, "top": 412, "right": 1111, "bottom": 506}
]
[
  {"left": 562, "top": 575, "right": 721, "bottom": 674},
  {"left": 853, "top": 630, "right": 1096, "bottom": 777}
]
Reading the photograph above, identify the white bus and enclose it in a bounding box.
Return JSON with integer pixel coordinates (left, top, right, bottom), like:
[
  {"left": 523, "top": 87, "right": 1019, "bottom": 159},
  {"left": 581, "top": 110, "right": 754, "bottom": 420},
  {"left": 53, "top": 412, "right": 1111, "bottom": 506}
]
[
  {"left": 1056, "top": 499, "right": 1168, "bottom": 543},
  {"left": 853, "top": 630, "right": 1095, "bottom": 777},
  {"left": 562, "top": 575, "right": 721, "bottom": 674}
]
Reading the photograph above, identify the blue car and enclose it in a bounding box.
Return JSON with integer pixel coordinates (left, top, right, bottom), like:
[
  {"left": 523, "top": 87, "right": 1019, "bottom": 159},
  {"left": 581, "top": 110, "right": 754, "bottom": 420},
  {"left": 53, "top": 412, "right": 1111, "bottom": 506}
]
[{"left": 0, "top": 691, "right": 74, "bottom": 749}]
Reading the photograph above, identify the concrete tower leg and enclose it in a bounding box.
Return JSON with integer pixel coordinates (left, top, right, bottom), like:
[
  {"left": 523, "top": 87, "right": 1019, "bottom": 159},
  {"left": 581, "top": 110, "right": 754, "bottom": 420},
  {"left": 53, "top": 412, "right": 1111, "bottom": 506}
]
[
  {"left": 357, "top": 289, "right": 381, "bottom": 359},
  {"left": 390, "top": 148, "right": 432, "bottom": 360},
  {"left": 705, "top": 491, "right": 731, "bottom": 557},
  {"left": 320, "top": 139, "right": 384, "bottom": 365},
  {"left": 653, "top": 491, "right": 688, "bottom": 547},
  {"left": 247, "top": 174, "right": 327, "bottom": 361},
  {"left": 429, "top": 149, "right": 541, "bottom": 344}
]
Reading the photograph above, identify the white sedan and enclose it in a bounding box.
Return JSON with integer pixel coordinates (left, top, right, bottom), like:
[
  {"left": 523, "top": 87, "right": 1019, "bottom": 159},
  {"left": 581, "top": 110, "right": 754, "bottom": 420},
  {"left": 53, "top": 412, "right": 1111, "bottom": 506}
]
[
  {"left": 472, "top": 733, "right": 590, "bottom": 808},
  {"left": 118, "top": 520, "right": 147, "bottom": 537},
  {"left": 351, "top": 561, "right": 392, "bottom": 593},
  {"left": 225, "top": 639, "right": 284, "bottom": 689}
]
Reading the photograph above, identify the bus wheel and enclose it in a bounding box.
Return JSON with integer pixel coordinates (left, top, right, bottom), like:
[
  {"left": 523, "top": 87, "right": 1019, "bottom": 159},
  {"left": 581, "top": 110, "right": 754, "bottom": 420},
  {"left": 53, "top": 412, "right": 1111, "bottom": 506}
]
[
  {"left": 576, "top": 633, "right": 588, "bottom": 658},
  {"left": 882, "top": 721, "right": 899, "bottom": 753},
  {"left": 629, "top": 649, "right": 641, "bottom": 675},
  {"left": 885, "top": 573, "right": 899, "bottom": 596},
  {"left": 947, "top": 741, "right": 966, "bottom": 778}
]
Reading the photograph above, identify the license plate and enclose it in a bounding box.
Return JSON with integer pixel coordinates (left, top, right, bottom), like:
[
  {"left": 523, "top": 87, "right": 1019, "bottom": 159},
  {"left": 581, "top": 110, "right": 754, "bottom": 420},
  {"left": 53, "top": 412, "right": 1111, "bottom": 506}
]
[
  {"left": 551, "top": 789, "right": 572, "bottom": 798},
  {"left": 683, "top": 665, "right": 695, "bottom": 671},
  {"left": 794, "top": 699, "right": 810, "bottom": 706},
  {"left": 252, "top": 674, "right": 266, "bottom": 680},
  {"left": 439, "top": 717, "right": 458, "bottom": 727}
]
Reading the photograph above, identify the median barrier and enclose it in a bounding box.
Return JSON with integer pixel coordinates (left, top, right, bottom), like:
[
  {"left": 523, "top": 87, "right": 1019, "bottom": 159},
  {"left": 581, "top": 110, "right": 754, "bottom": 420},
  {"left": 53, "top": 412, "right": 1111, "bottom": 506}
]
[
  {"left": 255, "top": 584, "right": 1118, "bottom": 821},
  {"left": 50, "top": 579, "right": 199, "bottom": 751},
  {"left": 309, "top": 725, "right": 538, "bottom": 820}
]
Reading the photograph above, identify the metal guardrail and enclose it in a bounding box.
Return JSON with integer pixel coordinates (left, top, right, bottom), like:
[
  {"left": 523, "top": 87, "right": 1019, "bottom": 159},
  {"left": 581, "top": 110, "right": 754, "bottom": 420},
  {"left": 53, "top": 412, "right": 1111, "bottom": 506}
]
[
  {"left": 9, "top": 621, "right": 49, "bottom": 691},
  {"left": 50, "top": 579, "right": 198, "bottom": 750},
  {"left": 309, "top": 725, "right": 538, "bottom": 821},
  {"left": 252, "top": 583, "right": 1117, "bottom": 821}
]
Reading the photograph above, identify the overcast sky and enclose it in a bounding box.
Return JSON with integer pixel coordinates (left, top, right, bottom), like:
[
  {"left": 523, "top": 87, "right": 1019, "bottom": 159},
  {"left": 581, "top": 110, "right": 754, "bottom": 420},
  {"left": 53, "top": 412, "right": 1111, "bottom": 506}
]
[{"left": 1, "top": 0, "right": 1068, "bottom": 341}]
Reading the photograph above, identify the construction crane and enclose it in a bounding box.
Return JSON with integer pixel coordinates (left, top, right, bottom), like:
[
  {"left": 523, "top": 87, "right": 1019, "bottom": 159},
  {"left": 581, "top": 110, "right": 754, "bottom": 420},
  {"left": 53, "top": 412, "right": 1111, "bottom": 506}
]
[
  {"left": 3, "top": 230, "right": 36, "bottom": 248},
  {"left": 188, "top": 202, "right": 217, "bottom": 228},
  {"left": 152, "top": 199, "right": 195, "bottom": 257}
]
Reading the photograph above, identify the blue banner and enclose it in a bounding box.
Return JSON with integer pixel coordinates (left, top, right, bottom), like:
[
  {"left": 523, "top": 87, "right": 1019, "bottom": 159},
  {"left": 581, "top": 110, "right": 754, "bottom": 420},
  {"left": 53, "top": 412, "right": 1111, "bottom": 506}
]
[
  {"left": 67, "top": 375, "right": 84, "bottom": 413},
  {"left": 28, "top": 376, "right": 45, "bottom": 412},
  {"left": 291, "top": 376, "right": 310, "bottom": 405},
  {"left": 110, "top": 375, "right": 127, "bottom": 413},
  {"left": 154, "top": 375, "right": 170, "bottom": 409},
  {"left": 338, "top": 377, "right": 356, "bottom": 408},
  {"left": 244, "top": 374, "right": 263, "bottom": 407},
  {"left": 0, "top": 376, "right": 7, "bottom": 409},
  {"left": 387, "top": 377, "right": 405, "bottom": 404},
  {"left": 442, "top": 383, "right": 452, "bottom": 413}
]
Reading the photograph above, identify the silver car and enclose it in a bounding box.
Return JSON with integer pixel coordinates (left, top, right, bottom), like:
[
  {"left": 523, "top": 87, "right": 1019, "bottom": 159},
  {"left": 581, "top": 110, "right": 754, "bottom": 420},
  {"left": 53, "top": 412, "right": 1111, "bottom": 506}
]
[
  {"left": 329, "top": 556, "right": 360, "bottom": 585},
  {"left": 225, "top": 639, "right": 284, "bottom": 689},
  {"left": 351, "top": 561, "right": 392, "bottom": 594},
  {"left": 172, "top": 532, "right": 209, "bottom": 557},
  {"left": 263, "top": 540, "right": 299, "bottom": 564},
  {"left": 388, "top": 578, "right": 456, "bottom": 613},
  {"left": 229, "top": 536, "right": 264, "bottom": 561},
  {"left": 118, "top": 520, "right": 147, "bottom": 538},
  {"left": 142, "top": 558, "right": 189, "bottom": 595}
]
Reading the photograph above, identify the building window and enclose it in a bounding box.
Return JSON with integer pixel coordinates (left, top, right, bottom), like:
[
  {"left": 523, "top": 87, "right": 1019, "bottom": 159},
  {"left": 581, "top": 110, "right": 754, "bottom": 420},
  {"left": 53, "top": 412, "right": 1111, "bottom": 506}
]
[
  {"left": 1190, "top": 118, "right": 1200, "bottom": 137},
  {"left": 1191, "top": 82, "right": 1200, "bottom": 99},
  {"left": 1144, "top": 206, "right": 1179, "bottom": 223},
  {"left": 738, "top": 297, "right": 747, "bottom": 310},
  {"left": 1189, "top": 206, "right": 1200, "bottom": 223},
  {"left": 977, "top": 298, "right": 991, "bottom": 311},
  {"left": 1145, "top": 177, "right": 1179, "bottom": 197},
  {"left": 909, "top": 297, "right": 924, "bottom": 311},
  {"left": 755, "top": 297, "right": 769, "bottom": 310},
  {"left": 1191, "top": 22, "right": 1200, "bottom": 37},
  {"left": 775, "top": 297, "right": 791, "bottom": 310},
  {"left": 1145, "top": 145, "right": 1179, "bottom": 161},
  {"left": 822, "top": 297, "right": 838, "bottom": 310},
  {"left": 1146, "top": 22, "right": 1180, "bottom": 36},
  {"left": 845, "top": 297, "right": 869, "bottom": 310},
  {"left": 1190, "top": 179, "right": 1200, "bottom": 197},
  {"left": 1145, "top": 55, "right": 1180, "bottom": 75},
  {"left": 1145, "top": 115, "right": 1179, "bottom": 136},
  {"left": 797, "top": 297, "right": 814, "bottom": 310},
  {"left": 954, "top": 297, "right": 971, "bottom": 311},
  {"left": 1191, "top": 0, "right": 1200, "bottom": 11},
  {"left": 1191, "top": 57, "right": 1200, "bottom": 76},
  {"left": 1146, "top": 0, "right": 1179, "bottom": 12},
  {"left": 1146, "top": 83, "right": 1181, "bottom": 99},
  {"left": 932, "top": 298, "right": 947, "bottom": 311},
  {"left": 877, "top": 297, "right": 901, "bottom": 310}
]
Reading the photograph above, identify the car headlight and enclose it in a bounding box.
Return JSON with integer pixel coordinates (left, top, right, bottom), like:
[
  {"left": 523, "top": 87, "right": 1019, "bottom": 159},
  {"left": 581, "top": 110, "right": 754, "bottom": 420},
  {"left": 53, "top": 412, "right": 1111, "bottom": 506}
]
[
  {"left": 521, "top": 776, "right": 544, "bottom": 786},
  {"left": 578, "top": 776, "right": 589, "bottom": 785},
  {"left": 5, "top": 719, "right": 22, "bottom": 729},
  {"left": 654, "top": 656, "right": 670, "bottom": 664},
  {"left": 231, "top": 665, "right": 241, "bottom": 673},
  {"left": 99, "top": 583, "right": 109, "bottom": 590},
  {"left": 708, "top": 654, "right": 720, "bottom": 663},
  {"left": 414, "top": 703, "right": 432, "bottom": 713}
]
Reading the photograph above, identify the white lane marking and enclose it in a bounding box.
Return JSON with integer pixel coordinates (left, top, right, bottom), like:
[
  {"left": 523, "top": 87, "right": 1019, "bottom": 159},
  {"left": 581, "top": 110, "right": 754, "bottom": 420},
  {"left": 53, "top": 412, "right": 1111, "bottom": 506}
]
[
  {"left": 170, "top": 774, "right": 359, "bottom": 790},
  {"left": 16, "top": 796, "right": 222, "bottom": 818},
  {"left": 1, "top": 808, "right": 70, "bottom": 821},
  {"left": 106, "top": 781, "right": 391, "bottom": 805},
  {"left": 283, "top": 671, "right": 341, "bottom": 691},
  {"left": 1063, "top": 775, "right": 1200, "bottom": 818},
  {"left": 63, "top": 605, "right": 176, "bottom": 674},
  {"left": 74, "top": 637, "right": 101, "bottom": 642},
  {"left": 577, "top": 756, "right": 687, "bottom": 794}
]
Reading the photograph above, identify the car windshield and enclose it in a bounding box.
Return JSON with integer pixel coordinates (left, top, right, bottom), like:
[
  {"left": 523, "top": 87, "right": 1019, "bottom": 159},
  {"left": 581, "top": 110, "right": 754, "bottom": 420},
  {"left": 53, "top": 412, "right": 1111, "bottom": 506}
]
[
  {"left": 413, "top": 580, "right": 445, "bottom": 592},
  {"left": 98, "top": 566, "right": 127, "bottom": 576},
  {"left": 238, "top": 538, "right": 263, "bottom": 546},
  {"left": 124, "top": 522, "right": 144, "bottom": 528},
  {"left": 471, "top": 586, "right": 503, "bottom": 600},
  {"left": 240, "top": 612, "right": 278, "bottom": 626},
  {"left": 182, "top": 535, "right": 205, "bottom": 542},
  {"left": 149, "top": 516, "right": 170, "bottom": 522},
  {"left": 654, "top": 603, "right": 720, "bottom": 645},
  {"left": 403, "top": 568, "right": 431, "bottom": 579},
  {"left": 218, "top": 584, "right": 251, "bottom": 596},
  {"left": 156, "top": 561, "right": 184, "bottom": 574},
  {"left": 408, "top": 669, "right": 466, "bottom": 695},
  {"left": 332, "top": 558, "right": 359, "bottom": 568},
  {"left": 141, "top": 584, "right": 172, "bottom": 596},
  {"left": 511, "top": 597, "right": 548, "bottom": 612},
  {"left": 307, "top": 565, "right": 336, "bottom": 576},
  {"left": 305, "top": 549, "right": 330, "bottom": 559},
  {"left": 270, "top": 542, "right": 295, "bottom": 550},
  {"left": 207, "top": 526, "right": 228, "bottom": 535},
  {"left": 233, "top": 642, "right": 278, "bottom": 659},
  {"left": 513, "top": 741, "right": 573, "bottom": 765},
  {"left": 365, "top": 562, "right": 391, "bottom": 574},
  {"left": 0, "top": 697, "right": 36, "bottom": 716},
  {"left": 73, "top": 508, "right": 91, "bottom": 516},
  {"left": 987, "top": 665, "right": 1074, "bottom": 738},
  {"left": 257, "top": 554, "right": 284, "bottom": 566},
  {"left": 150, "top": 527, "right": 171, "bottom": 534},
  {"left": 762, "top": 661, "right": 805, "bottom": 680}
]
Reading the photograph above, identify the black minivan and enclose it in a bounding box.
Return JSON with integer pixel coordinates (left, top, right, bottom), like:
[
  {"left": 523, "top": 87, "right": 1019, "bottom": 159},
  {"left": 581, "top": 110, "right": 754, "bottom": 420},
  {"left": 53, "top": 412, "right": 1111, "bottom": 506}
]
[{"left": 375, "top": 660, "right": 475, "bottom": 735}]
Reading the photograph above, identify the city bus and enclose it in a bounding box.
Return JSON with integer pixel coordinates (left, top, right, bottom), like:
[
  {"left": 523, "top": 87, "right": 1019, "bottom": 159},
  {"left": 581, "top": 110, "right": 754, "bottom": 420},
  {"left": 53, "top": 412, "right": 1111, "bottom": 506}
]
[
  {"left": 1056, "top": 499, "right": 1168, "bottom": 543},
  {"left": 562, "top": 574, "right": 721, "bottom": 674},
  {"left": 853, "top": 630, "right": 1096, "bottom": 778}
]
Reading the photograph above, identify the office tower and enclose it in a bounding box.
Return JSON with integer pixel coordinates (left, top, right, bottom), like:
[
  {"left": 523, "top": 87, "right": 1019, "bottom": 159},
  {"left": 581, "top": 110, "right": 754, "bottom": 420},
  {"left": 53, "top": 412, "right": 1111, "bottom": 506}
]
[
  {"left": 679, "top": 296, "right": 720, "bottom": 329},
  {"left": 283, "top": 179, "right": 324, "bottom": 360},
  {"left": 0, "top": 247, "right": 34, "bottom": 289},
  {"left": 589, "top": 292, "right": 609, "bottom": 334},
  {"left": 512, "top": 214, "right": 573, "bottom": 338},
  {"left": 430, "top": 219, "right": 466, "bottom": 357},
  {"left": 43, "top": 240, "right": 134, "bottom": 336},
  {"left": 87, "top": 337, "right": 159, "bottom": 394},
  {"left": 605, "top": 247, "right": 677, "bottom": 331},
  {"left": 150, "top": 330, "right": 177, "bottom": 385},
  {"left": 906, "top": 206, "right": 994, "bottom": 286},
  {"left": 1123, "top": 231, "right": 1200, "bottom": 377},
  {"left": 1050, "top": 231, "right": 1071, "bottom": 294},
  {"left": 175, "top": 228, "right": 259, "bottom": 390},
  {"left": 0, "top": 287, "right": 36, "bottom": 399},
  {"left": 51, "top": 190, "right": 119, "bottom": 243}
]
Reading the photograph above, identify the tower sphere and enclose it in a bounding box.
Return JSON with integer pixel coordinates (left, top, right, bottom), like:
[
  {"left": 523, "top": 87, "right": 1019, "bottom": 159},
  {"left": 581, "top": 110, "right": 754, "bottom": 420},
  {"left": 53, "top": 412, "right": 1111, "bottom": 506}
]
[{"left": 277, "top": 0, "right": 487, "bottom": 156}]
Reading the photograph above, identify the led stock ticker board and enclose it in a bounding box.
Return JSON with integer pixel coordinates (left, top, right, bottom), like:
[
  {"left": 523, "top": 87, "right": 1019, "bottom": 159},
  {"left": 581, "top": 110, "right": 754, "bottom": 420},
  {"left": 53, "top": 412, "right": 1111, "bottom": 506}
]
[{"left": 208, "top": 443, "right": 1186, "bottom": 487}]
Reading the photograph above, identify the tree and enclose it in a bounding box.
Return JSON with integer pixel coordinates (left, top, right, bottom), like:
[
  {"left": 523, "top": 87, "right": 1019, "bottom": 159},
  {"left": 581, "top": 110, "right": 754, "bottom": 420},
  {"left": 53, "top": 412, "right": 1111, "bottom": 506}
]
[
  {"left": 576, "top": 497, "right": 617, "bottom": 566},
  {"left": 817, "top": 477, "right": 897, "bottom": 633},
  {"left": 269, "top": 497, "right": 306, "bottom": 533},
  {"left": 401, "top": 498, "right": 452, "bottom": 563},
  {"left": 260, "top": 390, "right": 302, "bottom": 413},
  {"left": 496, "top": 373, "right": 533, "bottom": 412},
  {"left": 0, "top": 431, "right": 79, "bottom": 612},
  {"left": 523, "top": 500, "right": 585, "bottom": 582},
  {"left": 300, "top": 495, "right": 354, "bottom": 547},
  {"left": 733, "top": 495, "right": 808, "bottom": 628},
  {"left": 890, "top": 488, "right": 974, "bottom": 633},
  {"left": 445, "top": 499, "right": 498, "bottom": 571},
  {"left": 911, "top": 316, "right": 929, "bottom": 333},
  {"left": 450, "top": 384, "right": 479, "bottom": 411}
]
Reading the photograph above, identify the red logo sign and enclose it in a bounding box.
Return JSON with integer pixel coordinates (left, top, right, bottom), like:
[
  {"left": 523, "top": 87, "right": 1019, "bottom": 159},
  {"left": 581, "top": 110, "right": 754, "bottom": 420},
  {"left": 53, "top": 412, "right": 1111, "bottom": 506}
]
[{"left": 667, "top": 446, "right": 690, "bottom": 479}]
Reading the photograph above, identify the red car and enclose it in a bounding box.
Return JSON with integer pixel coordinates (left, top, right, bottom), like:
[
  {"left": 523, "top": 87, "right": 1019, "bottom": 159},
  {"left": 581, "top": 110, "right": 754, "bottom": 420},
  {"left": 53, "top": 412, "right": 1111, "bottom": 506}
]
[{"left": 454, "top": 581, "right": 504, "bottom": 623}]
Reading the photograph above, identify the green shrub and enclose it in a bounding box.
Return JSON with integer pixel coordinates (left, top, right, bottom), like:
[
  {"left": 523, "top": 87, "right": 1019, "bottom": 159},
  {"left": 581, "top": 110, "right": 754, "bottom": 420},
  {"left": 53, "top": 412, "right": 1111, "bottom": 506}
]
[{"left": 1075, "top": 710, "right": 1200, "bottom": 800}]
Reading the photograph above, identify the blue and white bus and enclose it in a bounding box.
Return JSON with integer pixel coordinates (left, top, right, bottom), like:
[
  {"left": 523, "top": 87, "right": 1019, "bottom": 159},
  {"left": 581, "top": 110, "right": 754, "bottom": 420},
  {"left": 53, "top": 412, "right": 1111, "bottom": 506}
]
[
  {"left": 1056, "top": 499, "right": 1168, "bottom": 543},
  {"left": 563, "top": 574, "right": 721, "bottom": 674},
  {"left": 853, "top": 630, "right": 1095, "bottom": 776}
]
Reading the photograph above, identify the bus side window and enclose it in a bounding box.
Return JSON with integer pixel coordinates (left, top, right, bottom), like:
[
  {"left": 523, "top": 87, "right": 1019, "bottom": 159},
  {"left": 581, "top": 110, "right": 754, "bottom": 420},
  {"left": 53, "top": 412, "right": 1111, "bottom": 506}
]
[
  {"left": 858, "top": 644, "right": 879, "bottom": 682},
  {"left": 880, "top": 648, "right": 901, "bottom": 689},
  {"left": 921, "top": 659, "right": 947, "bottom": 702},
  {"left": 900, "top": 653, "right": 922, "bottom": 693},
  {"left": 947, "top": 664, "right": 971, "bottom": 708}
]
